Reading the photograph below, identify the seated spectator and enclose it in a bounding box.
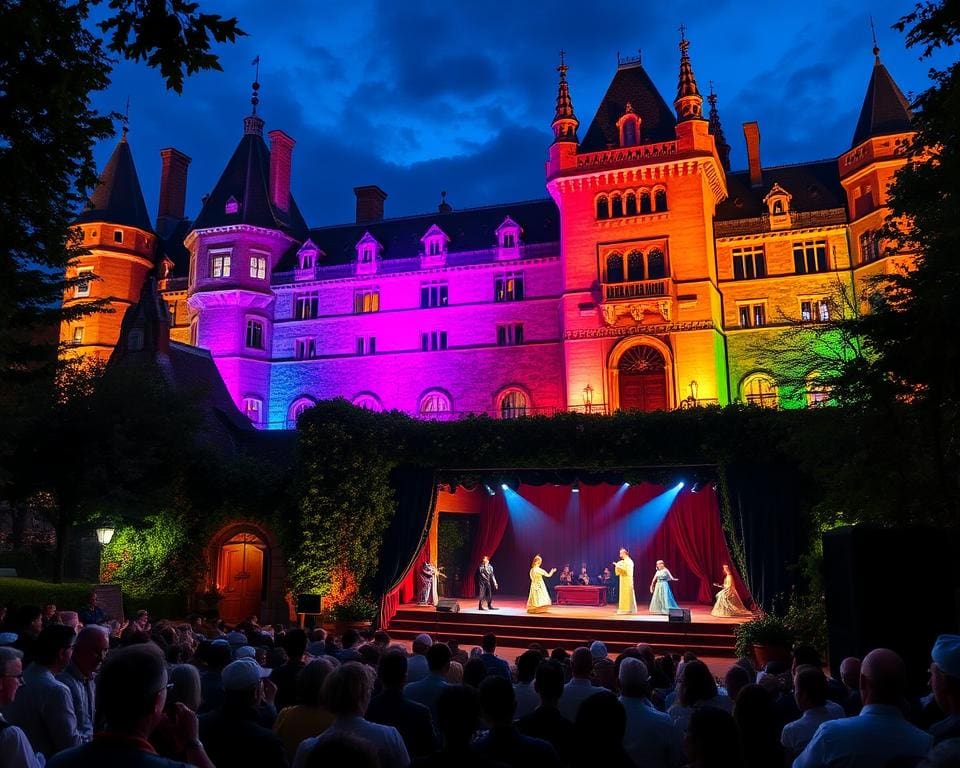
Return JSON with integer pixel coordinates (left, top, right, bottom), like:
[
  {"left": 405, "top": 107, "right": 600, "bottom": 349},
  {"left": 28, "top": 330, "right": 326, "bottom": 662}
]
[
  {"left": 448, "top": 640, "right": 468, "bottom": 667},
  {"left": 294, "top": 662, "right": 409, "bottom": 768},
  {"left": 373, "top": 630, "right": 391, "bottom": 650},
  {"left": 151, "top": 663, "right": 203, "bottom": 761},
  {"left": 403, "top": 642, "right": 450, "bottom": 726},
  {"left": 668, "top": 659, "right": 732, "bottom": 737},
  {"left": 590, "top": 641, "right": 609, "bottom": 663},
  {"left": 919, "top": 739, "right": 960, "bottom": 768},
  {"left": 6, "top": 624, "right": 82, "bottom": 759},
  {"left": 513, "top": 650, "right": 541, "bottom": 719},
  {"left": 618, "top": 657, "right": 683, "bottom": 768},
  {"left": 572, "top": 690, "right": 633, "bottom": 766},
  {"left": 57, "top": 625, "right": 108, "bottom": 741},
  {"left": 930, "top": 634, "right": 960, "bottom": 744},
  {"left": 11, "top": 605, "right": 43, "bottom": 665},
  {"left": 412, "top": 685, "right": 503, "bottom": 767},
  {"left": 840, "top": 656, "right": 862, "bottom": 715},
  {"left": 271, "top": 628, "right": 308, "bottom": 711},
  {"left": 724, "top": 663, "right": 751, "bottom": 705},
  {"left": 794, "top": 648, "right": 933, "bottom": 768},
  {"left": 199, "top": 659, "right": 287, "bottom": 768},
  {"left": 47, "top": 643, "right": 212, "bottom": 768},
  {"left": 732, "top": 683, "right": 783, "bottom": 768},
  {"left": 781, "top": 665, "right": 844, "bottom": 760},
  {"left": 407, "top": 634, "right": 433, "bottom": 684},
  {"left": 463, "top": 658, "right": 488, "bottom": 689},
  {"left": 472, "top": 675, "right": 560, "bottom": 767},
  {"left": 77, "top": 593, "right": 106, "bottom": 627},
  {"left": 42, "top": 604, "right": 59, "bottom": 628},
  {"left": 367, "top": 650, "right": 436, "bottom": 760},
  {"left": 306, "top": 628, "right": 327, "bottom": 657},
  {"left": 336, "top": 629, "right": 363, "bottom": 663},
  {"left": 516, "top": 659, "right": 573, "bottom": 758},
  {"left": 0, "top": 646, "right": 43, "bottom": 768},
  {"left": 684, "top": 705, "right": 743, "bottom": 768},
  {"left": 303, "top": 731, "right": 381, "bottom": 768},
  {"left": 560, "top": 647, "right": 608, "bottom": 723},
  {"left": 197, "top": 640, "right": 231, "bottom": 714},
  {"left": 478, "top": 634, "right": 511, "bottom": 680},
  {"left": 274, "top": 657, "right": 337, "bottom": 762}
]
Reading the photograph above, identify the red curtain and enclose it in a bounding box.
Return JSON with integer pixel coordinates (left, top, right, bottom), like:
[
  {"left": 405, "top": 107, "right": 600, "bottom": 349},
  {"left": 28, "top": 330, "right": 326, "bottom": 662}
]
[
  {"left": 380, "top": 541, "right": 429, "bottom": 628},
  {"left": 462, "top": 493, "right": 511, "bottom": 598}
]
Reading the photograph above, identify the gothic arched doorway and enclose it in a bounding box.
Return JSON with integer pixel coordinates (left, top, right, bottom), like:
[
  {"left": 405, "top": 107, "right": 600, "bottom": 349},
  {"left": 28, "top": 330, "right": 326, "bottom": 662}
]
[
  {"left": 217, "top": 531, "right": 267, "bottom": 624},
  {"left": 617, "top": 345, "right": 669, "bottom": 412}
]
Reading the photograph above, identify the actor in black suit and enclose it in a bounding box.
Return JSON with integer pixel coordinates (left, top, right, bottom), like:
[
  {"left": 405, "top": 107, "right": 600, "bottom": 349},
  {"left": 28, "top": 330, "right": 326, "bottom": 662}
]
[{"left": 477, "top": 556, "right": 499, "bottom": 610}]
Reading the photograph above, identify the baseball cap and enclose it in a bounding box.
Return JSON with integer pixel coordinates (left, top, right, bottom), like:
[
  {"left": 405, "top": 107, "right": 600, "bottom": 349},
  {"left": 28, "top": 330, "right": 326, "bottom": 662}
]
[{"left": 221, "top": 659, "right": 272, "bottom": 691}]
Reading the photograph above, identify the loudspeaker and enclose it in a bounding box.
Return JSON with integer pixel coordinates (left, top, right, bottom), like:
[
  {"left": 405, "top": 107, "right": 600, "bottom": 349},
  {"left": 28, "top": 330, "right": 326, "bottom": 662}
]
[
  {"left": 436, "top": 598, "right": 460, "bottom": 613},
  {"left": 296, "top": 594, "right": 322, "bottom": 614},
  {"left": 668, "top": 608, "right": 691, "bottom": 623}
]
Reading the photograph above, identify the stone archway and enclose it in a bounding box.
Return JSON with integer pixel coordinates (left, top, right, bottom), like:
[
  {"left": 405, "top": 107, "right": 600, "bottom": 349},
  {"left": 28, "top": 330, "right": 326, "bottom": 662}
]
[{"left": 608, "top": 338, "right": 674, "bottom": 412}]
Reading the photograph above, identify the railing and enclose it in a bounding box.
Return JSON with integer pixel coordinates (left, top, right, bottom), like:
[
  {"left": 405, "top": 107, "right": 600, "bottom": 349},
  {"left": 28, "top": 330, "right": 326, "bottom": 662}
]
[
  {"left": 603, "top": 278, "right": 669, "bottom": 301},
  {"left": 575, "top": 141, "right": 677, "bottom": 170},
  {"left": 714, "top": 208, "right": 847, "bottom": 238}
]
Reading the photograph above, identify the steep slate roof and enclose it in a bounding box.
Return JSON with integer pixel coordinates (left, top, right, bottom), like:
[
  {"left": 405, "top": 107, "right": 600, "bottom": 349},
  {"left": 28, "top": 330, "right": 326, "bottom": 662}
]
[
  {"left": 156, "top": 216, "right": 193, "bottom": 279},
  {"left": 579, "top": 61, "right": 677, "bottom": 153},
  {"left": 75, "top": 137, "right": 153, "bottom": 232},
  {"left": 715, "top": 160, "right": 845, "bottom": 221},
  {"left": 286, "top": 198, "right": 559, "bottom": 271},
  {"left": 191, "top": 128, "right": 308, "bottom": 238},
  {"left": 851, "top": 58, "right": 913, "bottom": 148}
]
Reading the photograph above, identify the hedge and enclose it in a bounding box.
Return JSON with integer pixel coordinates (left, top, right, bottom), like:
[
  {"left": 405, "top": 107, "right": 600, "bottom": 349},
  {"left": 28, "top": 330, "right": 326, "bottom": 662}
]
[{"left": 0, "top": 578, "right": 186, "bottom": 620}]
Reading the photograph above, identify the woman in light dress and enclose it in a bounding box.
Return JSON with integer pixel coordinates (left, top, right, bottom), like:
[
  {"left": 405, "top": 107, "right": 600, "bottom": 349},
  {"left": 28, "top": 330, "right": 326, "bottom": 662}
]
[
  {"left": 649, "top": 559, "right": 680, "bottom": 615},
  {"left": 527, "top": 555, "right": 557, "bottom": 614},
  {"left": 711, "top": 564, "right": 752, "bottom": 617},
  {"left": 614, "top": 548, "right": 637, "bottom": 614}
]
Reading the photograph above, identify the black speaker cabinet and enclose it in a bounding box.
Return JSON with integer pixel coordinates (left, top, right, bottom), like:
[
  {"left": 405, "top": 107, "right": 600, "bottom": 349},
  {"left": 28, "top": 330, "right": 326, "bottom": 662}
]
[
  {"left": 668, "top": 608, "right": 691, "bottom": 623},
  {"left": 296, "top": 594, "right": 322, "bottom": 614},
  {"left": 436, "top": 598, "right": 460, "bottom": 613}
]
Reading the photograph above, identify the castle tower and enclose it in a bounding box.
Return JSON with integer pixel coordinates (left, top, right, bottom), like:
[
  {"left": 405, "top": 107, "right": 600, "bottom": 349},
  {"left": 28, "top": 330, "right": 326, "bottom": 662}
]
[
  {"left": 185, "top": 79, "right": 307, "bottom": 428},
  {"left": 62, "top": 133, "right": 158, "bottom": 361},
  {"left": 547, "top": 38, "right": 728, "bottom": 414},
  {"left": 707, "top": 86, "right": 732, "bottom": 173},
  {"left": 546, "top": 52, "right": 580, "bottom": 178}
]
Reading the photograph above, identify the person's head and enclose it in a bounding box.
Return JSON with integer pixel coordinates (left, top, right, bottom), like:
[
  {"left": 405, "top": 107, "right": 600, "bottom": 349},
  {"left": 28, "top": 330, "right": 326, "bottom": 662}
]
[
  {"left": 43, "top": 603, "right": 57, "bottom": 619},
  {"left": 15, "top": 605, "right": 43, "bottom": 635},
  {"left": 377, "top": 649, "right": 408, "bottom": 690},
  {"left": 296, "top": 657, "right": 337, "bottom": 706},
  {"left": 372, "top": 630, "right": 389, "bottom": 647},
  {"left": 341, "top": 628, "right": 360, "bottom": 650},
  {"left": 167, "top": 664, "right": 202, "bottom": 711},
  {"left": 733, "top": 683, "right": 778, "bottom": 740},
  {"left": 590, "top": 640, "right": 608, "bottom": 661},
  {"left": 656, "top": 559, "right": 665, "bottom": 569},
  {"left": 840, "top": 656, "right": 861, "bottom": 690},
  {"left": 619, "top": 657, "right": 651, "bottom": 699},
  {"left": 532, "top": 659, "right": 563, "bottom": 705},
  {"left": 724, "top": 663, "right": 751, "bottom": 704},
  {"left": 679, "top": 659, "right": 718, "bottom": 707},
  {"left": 603, "top": 567, "right": 610, "bottom": 577},
  {"left": 207, "top": 640, "right": 232, "bottom": 670},
  {"left": 323, "top": 661, "right": 375, "bottom": 717},
  {"left": 72, "top": 625, "right": 109, "bottom": 677},
  {"left": 481, "top": 633, "right": 497, "bottom": 654},
  {"left": 86, "top": 591, "right": 99, "bottom": 608},
  {"left": 722, "top": 564, "right": 731, "bottom": 576},
  {"left": 575, "top": 690, "right": 626, "bottom": 743},
  {"left": 34, "top": 624, "right": 75, "bottom": 672},
  {"left": 95, "top": 643, "right": 169, "bottom": 735},
  {"left": 620, "top": 548, "right": 629, "bottom": 559},
  {"left": 284, "top": 628, "right": 308, "bottom": 660},
  {"left": 222, "top": 658, "right": 271, "bottom": 708},
  {"left": 303, "top": 732, "right": 381, "bottom": 768},
  {"left": 463, "top": 658, "right": 487, "bottom": 689},
  {"left": 437, "top": 685, "right": 482, "bottom": 748},
  {"left": 532, "top": 555, "right": 542, "bottom": 568},
  {"left": 794, "top": 664, "right": 828, "bottom": 711},
  {"left": 516, "top": 650, "right": 541, "bottom": 684},
  {"left": 930, "top": 634, "right": 960, "bottom": 715},
  {"left": 412, "top": 633, "right": 433, "bottom": 656},
  {"left": 133, "top": 610, "right": 149, "bottom": 629},
  {"left": 550, "top": 647, "right": 569, "bottom": 664},
  {"left": 861, "top": 648, "right": 908, "bottom": 707},
  {"left": 427, "top": 642, "right": 452, "bottom": 674},
  {"left": 791, "top": 644, "right": 822, "bottom": 674},
  {"left": 685, "top": 706, "right": 743, "bottom": 768},
  {"left": 0, "top": 647, "right": 24, "bottom": 707},
  {"left": 571, "top": 646, "right": 593, "bottom": 679},
  {"left": 481, "top": 556, "right": 489, "bottom": 566},
  {"left": 580, "top": 565, "right": 588, "bottom": 574},
  {"left": 479, "top": 674, "right": 515, "bottom": 727}
]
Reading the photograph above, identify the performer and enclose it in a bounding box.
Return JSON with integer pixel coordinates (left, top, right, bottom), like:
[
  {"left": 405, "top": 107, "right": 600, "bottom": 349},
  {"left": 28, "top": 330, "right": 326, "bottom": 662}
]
[
  {"left": 614, "top": 548, "right": 637, "bottom": 615},
  {"left": 649, "top": 559, "right": 679, "bottom": 615},
  {"left": 599, "top": 567, "right": 616, "bottom": 605},
  {"left": 577, "top": 565, "right": 591, "bottom": 585},
  {"left": 418, "top": 562, "right": 442, "bottom": 606},
  {"left": 558, "top": 564, "right": 573, "bottom": 585},
  {"left": 477, "top": 555, "right": 499, "bottom": 610},
  {"left": 711, "top": 564, "right": 752, "bottom": 618},
  {"left": 527, "top": 555, "right": 557, "bottom": 614}
]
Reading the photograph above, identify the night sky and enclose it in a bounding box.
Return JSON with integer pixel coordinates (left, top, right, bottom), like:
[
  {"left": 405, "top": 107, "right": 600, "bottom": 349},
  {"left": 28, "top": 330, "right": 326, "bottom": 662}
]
[{"left": 89, "top": 1, "right": 948, "bottom": 227}]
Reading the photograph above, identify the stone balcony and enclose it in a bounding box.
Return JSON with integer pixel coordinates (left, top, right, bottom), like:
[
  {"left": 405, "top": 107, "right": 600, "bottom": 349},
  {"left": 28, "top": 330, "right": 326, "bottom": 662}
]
[{"left": 600, "top": 278, "right": 675, "bottom": 325}]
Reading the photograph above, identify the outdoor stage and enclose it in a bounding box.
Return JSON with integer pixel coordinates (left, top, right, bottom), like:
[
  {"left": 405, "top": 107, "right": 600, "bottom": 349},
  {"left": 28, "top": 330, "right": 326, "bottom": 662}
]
[{"left": 386, "top": 596, "right": 747, "bottom": 658}]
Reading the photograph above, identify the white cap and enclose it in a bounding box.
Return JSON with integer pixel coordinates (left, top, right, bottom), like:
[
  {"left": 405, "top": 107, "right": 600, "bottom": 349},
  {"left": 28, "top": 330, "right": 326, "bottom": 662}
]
[{"left": 221, "top": 659, "right": 271, "bottom": 691}]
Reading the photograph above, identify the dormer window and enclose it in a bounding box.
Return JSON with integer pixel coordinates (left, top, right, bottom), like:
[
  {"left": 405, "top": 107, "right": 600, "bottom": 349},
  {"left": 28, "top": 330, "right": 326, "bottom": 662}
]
[
  {"left": 355, "top": 232, "right": 382, "bottom": 275},
  {"left": 420, "top": 224, "right": 450, "bottom": 266},
  {"left": 128, "top": 328, "right": 144, "bottom": 351},
  {"left": 763, "top": 183, "right": 792, "bottom": 228},
  {"left": 495, "top": 216, "right": 521, "bottom": 260},
  {"left": 225, "top": 196, "right": 239, "bottom": 215},
  {"left": 296, "top": 240, "right": 321, "bottom": 279},
  {"left": 616, "top": 103, "right": 641, "bottom": 147}
]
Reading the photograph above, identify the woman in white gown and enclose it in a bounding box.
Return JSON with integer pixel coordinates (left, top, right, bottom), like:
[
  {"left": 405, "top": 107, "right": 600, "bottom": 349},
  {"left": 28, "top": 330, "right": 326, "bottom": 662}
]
[
  {"left": 711, "top": 564, "right": 752, "bottom": 617},
  {"left": 527, "top": 554, "right": 557, "bottom": 614}
]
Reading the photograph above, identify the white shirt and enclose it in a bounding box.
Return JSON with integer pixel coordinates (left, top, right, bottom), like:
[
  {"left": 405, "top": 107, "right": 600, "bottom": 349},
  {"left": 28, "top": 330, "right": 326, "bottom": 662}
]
[
  {"left": 667, "top": 694, "right": 733, "bottom": 737},
  {"left": 5, "top": 664, "right": 81, "bottom": 759},
  {"left": 792, "top": 704, "right": 932, "bottom": 768},
  {"left": 293, "top": 715, "right": 410, "bottom": 768},
  {"left": 559, "top": 678, "right": 608, "bottom": 723},
  {"left": 781, "top": 702, "right": 844, "bottom": 759},
  {"left": 514, "top": 681, "right": 539, "bottom": 720},
  {"left": 620, "top": 696, "right": 684, "bottom": 768},
  {"left": 0, "top": 715, "right": 43, "bottom": 768}
]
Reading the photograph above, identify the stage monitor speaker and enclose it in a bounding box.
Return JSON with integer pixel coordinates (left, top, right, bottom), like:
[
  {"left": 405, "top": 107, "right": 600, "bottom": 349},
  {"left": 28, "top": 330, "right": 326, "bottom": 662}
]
[
  {"left": 296, "top": 595, "right": 322, "bottom": 614},
  {"left": 668, "top": 608, "right": 691, "bottom": 623},
  {"left": 436, "top": 598, "right": 460, "bottom": 613}
]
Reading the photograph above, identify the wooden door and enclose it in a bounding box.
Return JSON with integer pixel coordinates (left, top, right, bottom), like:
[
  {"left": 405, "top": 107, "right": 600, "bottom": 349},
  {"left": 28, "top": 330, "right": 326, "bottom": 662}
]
[
  {"left": 218, "top": 534, "right": 265, "bottom": 623},
  {"left": 619, "top": 373, "right": 668, "bottom": 412}
]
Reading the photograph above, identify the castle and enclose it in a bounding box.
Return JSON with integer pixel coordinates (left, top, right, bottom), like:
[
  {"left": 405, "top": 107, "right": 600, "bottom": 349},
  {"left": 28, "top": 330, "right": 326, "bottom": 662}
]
[{"left": 61, "top": 38, "right": 915, "bottom": 427}]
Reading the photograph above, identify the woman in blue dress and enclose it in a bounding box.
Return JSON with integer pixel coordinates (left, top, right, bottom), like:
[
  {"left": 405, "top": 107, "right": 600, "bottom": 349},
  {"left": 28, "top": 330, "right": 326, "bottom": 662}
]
[{"left": 649, "top": 559, "right": 680, "bottom": 614}]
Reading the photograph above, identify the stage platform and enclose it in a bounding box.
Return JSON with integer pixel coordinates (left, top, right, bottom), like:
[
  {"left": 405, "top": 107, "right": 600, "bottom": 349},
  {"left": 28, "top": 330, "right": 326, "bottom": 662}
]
[{"left": 388, "top": 596, "right": 745, "bottom": 658}]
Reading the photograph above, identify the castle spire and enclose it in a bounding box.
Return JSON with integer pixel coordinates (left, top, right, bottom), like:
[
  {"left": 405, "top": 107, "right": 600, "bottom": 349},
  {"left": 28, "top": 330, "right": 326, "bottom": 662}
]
[
  {"left": 244, "top": 55, "right": 264, "bottom": 136},
  {"left": 551, "top": 50, "right": 579, "bottom": 144},
  {"left": 674, "top": 26, "right": 704, "bottom": 122},
  {"left": 707, "top": 83, "right": 731, "bottom": 172},
  {"left": 870, "top": 15, "right": 881, "bottom": 63}
]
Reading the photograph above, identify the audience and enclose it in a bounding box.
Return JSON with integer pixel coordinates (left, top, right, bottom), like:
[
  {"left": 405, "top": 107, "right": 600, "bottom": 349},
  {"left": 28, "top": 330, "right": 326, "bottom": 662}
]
[
  {"left": 367, "top": 650, "right": 436, "bottom": 760},
  {"left": 0, "top": 646, "right": 43, "bottom": 768},
  {"left": 273, "top": 657, "right": 337, "bottom": 762},
  {"left": 731, "top": 683, "right": 783, "bottom": 768},
  {"left": 272, "top": 629, "right": 309, "bottom": 712},
  {"left": 930, "top": 635, "right": 960, "bottom": 745},
  {"left": 472, "top": 675, "right": 560, "bottom": 767},
  {"left": 513, "top": 649, "right": 541, "bottom": 719},
  {"left": 572, "top": 690, "right": 634, "bottom": 766},
  {"left": 478, "top": 634, "right": 511, "bottom": 680},
  {"left": 781, "top": 664, "right": 844, "bottom": 760},
  {"left": 412, "top": 684, "right": 500, "bottom": 768},
  {"left": 403, "top": 642, "right": 450, "bottom": 724},
  {"left": 407, "top": 634, "right": 432, "bottom": 683},
  {"left": 516, "top": 659, "right": 574, "bottom": 759},
  {"left": 618, "top": 657, "right": 683, "bottom": 768},
  {"left": 463, "top": 657, "right": 489, "bottom": 689},
  {"left": 560, "top": 646, "right": 607, "bottom": 722},
  {"left": 668, "top": 659, "right": 732, "bottom": 737},
  {"left": 723, "top": 663, "right": 751, "bottom": 705},
  {"left": 11, "top": 605, "right": 43, "bottom": 665},
  {"left": 839, "top": 656, "right": 863, "bottom": 716},
  {"left": 151, "top": 663, "right": 203, "bottom": 761},
  {"left": 76, "top": 593, "right": 106, "bottom": 628},
  {"left": 684, "top": 706, "right": 743, "bottom": 768},
  {"left": 57, "top": 625, "right": 108, "bottom": 741}
]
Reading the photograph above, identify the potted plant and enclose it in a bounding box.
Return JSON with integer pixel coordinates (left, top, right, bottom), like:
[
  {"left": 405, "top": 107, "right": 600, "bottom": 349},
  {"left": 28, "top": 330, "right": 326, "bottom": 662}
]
[
  {"left": 734, "top": 612, "right": 794, "bottom": 669},
  {"left": 325, "top": 594, "right": 378, "bottom": 634}
]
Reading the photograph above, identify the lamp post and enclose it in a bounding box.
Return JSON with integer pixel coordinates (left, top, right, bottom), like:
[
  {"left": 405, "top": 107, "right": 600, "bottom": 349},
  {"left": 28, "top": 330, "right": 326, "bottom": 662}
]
[
  {"left": 582, "top": 384, "right": 594, "bottom": 413},
  {"left": 95, "top": 527, "right": 114, "bottom": 582}
]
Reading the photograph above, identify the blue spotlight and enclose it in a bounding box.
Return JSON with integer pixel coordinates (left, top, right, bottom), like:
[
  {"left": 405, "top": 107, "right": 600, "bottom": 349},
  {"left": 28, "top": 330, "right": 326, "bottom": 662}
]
[
  {"left": 622, "top": 482, "right": 631, "bottom": 488},
  {"left": 500, "top": 483, "right": 509, "bottom": 491},
  {"left": 484, "top": 484, "right": 495, "bottom": 496},
  {"left": 676, "top": 481, "right": 684, "bottom": 489}
]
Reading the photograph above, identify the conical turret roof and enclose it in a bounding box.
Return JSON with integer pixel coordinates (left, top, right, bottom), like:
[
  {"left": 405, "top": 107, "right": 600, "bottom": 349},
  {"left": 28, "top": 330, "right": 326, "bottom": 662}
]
[
  {"left": 75, "top": 137, "right": 153, "bottom": 232},
  {"left": 851, "top": 55, "right": 913, "bottom": 149}
]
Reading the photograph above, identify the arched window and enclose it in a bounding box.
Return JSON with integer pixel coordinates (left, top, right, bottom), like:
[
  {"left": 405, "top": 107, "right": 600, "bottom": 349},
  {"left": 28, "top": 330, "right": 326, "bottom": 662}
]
[
  {"left": 611, "top": 195, "right": 624, "bottom": 218},
  {"left": 288, "top": 397, "right": 315, "bottom": 428},
  {"left": 621, "top": 118, "right": 638, "bottom": 147},
  {"left": 242, "top": 397, "right": 264, "bottom": 426},
  {"left": 741, "top": 374, "right": 778, "bottom": 408},
  {"left": 805, "top": 374, "right": 831, "bottom": 408},
  {"left": 419, "top": 390, "right": 452, "bottom": 419},
  {"left": 654, "top": 188, "right": 668, "bottom": 212},
  {"left": 625, "top": 193, "right": 637, "bottom": 217},
  {"left": 352, "top": 394, "right": 383, "bottom": 412},
  {"left": 647, "top": 249, "right": 666, "bottom": 279},
  {"left": 639, "top": 191, "right": 652, "bottom": 214},
  {"left": 626, "top": 250, "right": 644, "bottom": 281},
  {"left": 596, "top": 196, "right": 609, "bottom": 220},
  {"left": 606, "top": 253, "right": 625, "bottom": 283},
  {"left": 498, "top": 389, "right": 528, "bottom": 419}
]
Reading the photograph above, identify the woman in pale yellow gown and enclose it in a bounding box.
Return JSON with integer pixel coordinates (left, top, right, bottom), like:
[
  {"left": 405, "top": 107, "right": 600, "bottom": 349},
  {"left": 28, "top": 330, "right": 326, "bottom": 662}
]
[
  {"left": 527, "top": 555, "right": 557, "bottom": 613},
  {"left": 711, "top": 564, "right": 752, "bottom": 617},
  {"left": 614, "top": 548, "right": 637, "bottom": 614}
]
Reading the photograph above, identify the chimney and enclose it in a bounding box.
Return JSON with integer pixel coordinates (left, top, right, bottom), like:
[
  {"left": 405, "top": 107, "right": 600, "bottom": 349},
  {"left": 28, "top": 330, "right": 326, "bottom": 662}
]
[
  {"left": 157, "top": 148, "right": 191, "bottom": 221},
  {"left": 268, "top": 129, "right": 295, "bottom": 214},
  {"left": 743, "top": 121, "right": 762, "bottom": 188},
  {"left": 354, "top": 185, "right": 387, "bottom": 224}
]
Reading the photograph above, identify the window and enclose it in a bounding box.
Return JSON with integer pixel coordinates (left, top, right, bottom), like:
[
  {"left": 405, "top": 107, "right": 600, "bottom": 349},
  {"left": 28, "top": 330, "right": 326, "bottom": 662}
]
[
  {"left": 352, "top": 394, "right": 382, "bottom": 411},
  {"left": 654, "top": 189, "right": 667, "bottom": 212},
  {"left": 647, "top": 249, "right": 666, "bottom": 279},
  {"left": 353, "top": 288, "right": 380, "bottom": 314},
  {"left": 420, "top": 282, "right": 449, "bottom": 308},
  {"left": 639, "top": 191, "right": 652, "bottom": 214},
  {"left": 806, "top": 375, "right": 831, "bottom": 407},
  {"left": 741, "top": 374, "right": 778, "bottom": 408},
  {"left": 288, "top": 398, "right": 314, "bottom": 427},
  {"left": 792, "top": 240, "right": 828, "bottom": 274},
  {"left": 210, "top": 250, "right": 231, "bottom": 278},
  {"left": 800, "top": 299, "right": 831, "bottom": 323},
  {"left": 596, "top": 196, "right": 609, "bottom": 220},
  {"left": 626, "top": 251, "right": 644, "bottom": 281},
  {"left": 419, "top": 391, "right": 451, "bottom": 416},
  {"left": 429, "top": 240, "right": 442, "bottom": 256},
  {"left": 732, "top": 246, "right": 767, "bottom": 280},
  {"left": 72, "top": 326, "right": 84, "bottom": 345},
  {"left": 294, "top": 292, "right": 319, "bottom": 320},
  {"left": 625, "top": 193, "right": 637, "bottom": 217},
  {"left": 127, "top": 328, "right": 144, "bottom": 351},
  {"left": 224, "top": 196, "right": 239, "bottom": 215},
  {"left": 356, "top": 337, "right": 376, "bottom": 355},
  {"left": 859, "top": 231, "right": 879, "bottom": 264},
  {"left": 249, "top": 254, "right": 267, "bottom": 279},
  {"left": 242, "top": 397, "right": 263, "bottom": 426},
  {"left": 621, "top": 118, "right": 638, "bottom": 147},
  {"left": 113, "top": 229, "right": 123, "bottom": 243},
  {"left": 75, "top": 267, "right": 93, "bottom": 298},
  {"left": 611, "top": 195, "right": 624, "bottom": 218},
  {"left": 495, "top": 273, "right": 524, "bottom": 302},
  {"left": 606, "top": 253, "right": 625, "bottom": 283},
  {"left": 501, "top": 232, "right": 515, "bottom": 248},
  {"left": 245, "top": 319, "right": 265, "bottom": 349},
  {"left": 496, "top": 323, "right": 524, "bottom": 346},
  {"left": 737, "top": 303, "right": 766, "bottom": 328},
  {"left": 294, "top": 338, "right": 316, "bottom": 360},
  {"left": 499, "top": 389, "right": 528, "bottom": 419},
  {"left": 420, "top": 331, "right": 447, "bottom": 351}
]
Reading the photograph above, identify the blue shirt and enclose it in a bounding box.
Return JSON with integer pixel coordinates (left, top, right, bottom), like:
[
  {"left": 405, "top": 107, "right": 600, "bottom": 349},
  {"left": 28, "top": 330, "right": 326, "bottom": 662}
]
[
  {"left": 479, "top": 652, "right": 511, "bottom": 680},
  {"left": 403, "top": 673, "right": 449, "bottom": 725}
]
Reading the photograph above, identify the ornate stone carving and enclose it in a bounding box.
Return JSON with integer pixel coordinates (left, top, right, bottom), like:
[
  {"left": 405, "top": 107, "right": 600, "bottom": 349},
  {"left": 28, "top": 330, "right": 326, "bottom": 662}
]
[{"left": 564, "top": 319, "right": 713, "bottom": 340}]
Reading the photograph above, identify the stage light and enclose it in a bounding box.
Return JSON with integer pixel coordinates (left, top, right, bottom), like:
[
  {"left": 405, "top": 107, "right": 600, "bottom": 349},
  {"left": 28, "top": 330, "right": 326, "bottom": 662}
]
[
  {"left": 501, "top": 483, "right": 509, "bottom": 491},
  {"left": 622, "top": 482, "right": 630, "bottom": 488},
  {"left": 676, "top": 481, "right": 684, "bottom": 489},
  {"left": 484, "top": 484, "right": 495, "bottom": 496},
  {"left": 691, "top": 482, "right": 700, "bottom": 494},
  {"left": 572, "top": 481, "right": 580, "bottom": 493}
]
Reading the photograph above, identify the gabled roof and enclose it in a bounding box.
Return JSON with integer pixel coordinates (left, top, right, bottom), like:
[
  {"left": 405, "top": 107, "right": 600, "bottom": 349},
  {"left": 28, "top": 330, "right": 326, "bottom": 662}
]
[
  {"left": 715, "top": 160, "right": 845, "bottom": 221},
  {"left": 155, "top": 216, "right": 193, "bottom": 279},
  {"left": 191, "top": 129, "right": 308, "bottom": 238},
  {"left": 282, "top": 198, "right": 559, "bottom": 271},
  {"left": 851, "top": 59, "right": 913, "bottom": 149},
  {"left": 75, "top": 137, "right": 153, "bottom": 232},
  {"left": 579, "top": 61, "right": 677, "bottom": 153}
]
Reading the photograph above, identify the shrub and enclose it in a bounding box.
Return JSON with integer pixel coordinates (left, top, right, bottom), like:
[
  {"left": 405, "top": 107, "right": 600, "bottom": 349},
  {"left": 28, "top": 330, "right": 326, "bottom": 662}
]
[{"left": 734, "top": 612, "right": 794, "bottom": 658}]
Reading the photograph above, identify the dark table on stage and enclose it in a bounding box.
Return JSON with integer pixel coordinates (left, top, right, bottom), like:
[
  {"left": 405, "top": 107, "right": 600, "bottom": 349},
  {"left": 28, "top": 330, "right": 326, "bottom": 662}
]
[{"left": 555, "top": 585, "right": 607, "bottom": 606}]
